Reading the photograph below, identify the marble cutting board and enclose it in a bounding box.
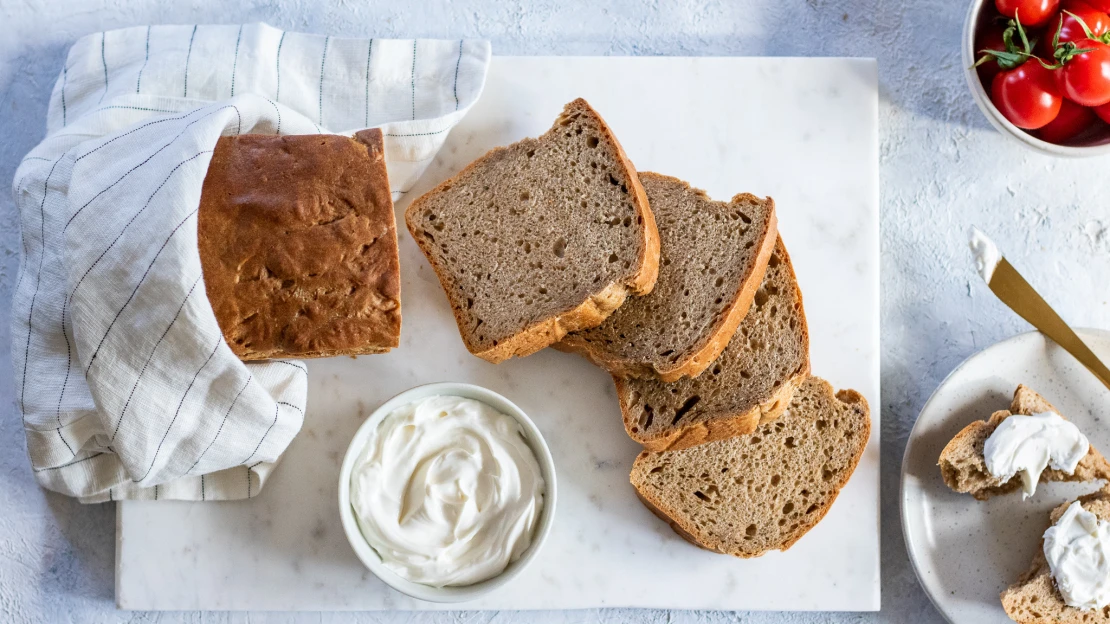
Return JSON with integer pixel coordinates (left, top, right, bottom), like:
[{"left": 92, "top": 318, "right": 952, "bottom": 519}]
[{"left": 116, "top": 56, "right": 880, "bottom": 611}]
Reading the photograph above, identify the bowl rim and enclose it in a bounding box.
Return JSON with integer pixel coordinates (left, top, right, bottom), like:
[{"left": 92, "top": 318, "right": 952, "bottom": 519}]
[
  {"left": 962, "top": 0, "right": 1110, "bottom": 157},
  {"left": 337, "top": 381, "right": 558, "bottom": 603}
]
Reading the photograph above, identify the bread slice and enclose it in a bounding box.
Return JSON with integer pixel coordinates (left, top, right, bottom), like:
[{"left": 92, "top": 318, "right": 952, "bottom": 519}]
[
  {"left": 614, "top": 236, "right": 810, "bottom": 451},
  {"left": 938, "top": 385, "right": 1110, "bottom": 500},
  {"left": 405, "top": 98, "right": 660, "bottom": 363},
  {"left": 1001, "top": 486, "right": 1110, "bottom": 623},
  {"left": 630, "top": 376, "right": 870, "bottom": 558},
  {"left": 555, "top": 172, "right": 777, "bottom": 382},
  {"left": 198, "top": 130, "right": 401, "bottom": 360}
]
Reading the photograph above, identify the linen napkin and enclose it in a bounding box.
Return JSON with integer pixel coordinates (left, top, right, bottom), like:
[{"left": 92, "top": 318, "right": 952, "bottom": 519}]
[{"left": 10, "top": 23, "right": 490, "bottom": 502}]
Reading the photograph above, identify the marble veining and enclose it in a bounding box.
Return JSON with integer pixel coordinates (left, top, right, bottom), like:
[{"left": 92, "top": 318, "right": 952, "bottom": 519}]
[
  {"left": 6, "top": 0, "right": 1066, "bottom": 621},
  {"left": 116, "top": 56, "right": 880, "bottom": 611}
]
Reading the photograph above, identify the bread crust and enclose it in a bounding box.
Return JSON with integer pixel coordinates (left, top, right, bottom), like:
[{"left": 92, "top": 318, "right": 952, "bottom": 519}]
[
  {"left": 630, "top": 377, "right": 871, "bottom": 558},
  {"left": 615, "top": 237, "right": 812, "bottom": 452},
  {"left": 404, "top": 98, "right": 660, "bottom": 364},
  {"left": 1001, "top": 486, "right": 1110, "bottom": 623},
  {"left": 616, "top": 368, "right": 809, "bottom": 452},
  {"left": 198, "top": 129, "right": 401, "bottom": 361},
  {"left": 555, "top": 172, "right": 779, "bottom": 383},
  {"left": 938, "top": 385, "right": 1110, "bottom": 500}
]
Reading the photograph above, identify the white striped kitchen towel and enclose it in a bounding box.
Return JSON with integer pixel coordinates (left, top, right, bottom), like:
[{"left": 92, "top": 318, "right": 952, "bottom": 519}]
[{"left": 11, "top": 23, "right": 490, "bottom": 502}]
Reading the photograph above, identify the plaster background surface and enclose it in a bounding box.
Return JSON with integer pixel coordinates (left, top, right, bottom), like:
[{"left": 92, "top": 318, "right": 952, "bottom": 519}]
[{"left": 3, "top": 0, "right": 1108, "bottom": 622}]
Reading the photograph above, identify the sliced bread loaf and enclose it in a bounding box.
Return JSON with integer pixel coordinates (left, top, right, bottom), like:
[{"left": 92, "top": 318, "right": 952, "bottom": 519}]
[
  {"left": 614, "top": 236, "right": 810, "bottom": 451},
  {"left": 405, "top": 98, "right": 660, "bottom": 363},
  {"left": 1001, "top": 486, "right": 1110, "bottom": 623},
  {"left": 555, "top": 172, "right": 777, "bottom": 382},
  {"left": 938, "top": 385, "right": 1110, "bottom": 500},
  {"left": 630, "top": 376, "right": 870, "bottom": 558}
]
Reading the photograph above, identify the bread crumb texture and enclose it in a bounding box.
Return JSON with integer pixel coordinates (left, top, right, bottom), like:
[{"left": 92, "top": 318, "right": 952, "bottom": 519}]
[
  {"left": 938, "top": 385, "right": 1110, "bottom": 500},
  {"left": 404, "top": 98, "right": 657, "bottom": 362},
  {"left": 616, "top": 236, "right": 810, "bottom": 451},
  {"left": 556, "top": 172, "right": 777, "bottom": 382},
  {"left": 1002, "top": 487, "right": 1110, "bottom": 623},
  {"left": 631, "top": 376, "right": 869, "bottom": 558}
]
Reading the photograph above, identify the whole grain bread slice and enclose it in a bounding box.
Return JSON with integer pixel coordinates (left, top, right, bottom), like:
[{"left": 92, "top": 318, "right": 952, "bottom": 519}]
[
  {"left": 405, "top": 98, "right": 660, "bottom": 363},
  {"left": 555, "top": 172, "right": 777, "bottom": 382},
  {"left": 630, "top": 376, "right": 870, "bottom": 558},
  {"left": 1001, "top": 486, "right": 1110, "bottom": 623},
  {"left": 938, "top": 385, "right": 1110, "bottom": 500},
  {"left": 614, "top": 236, "right": 810, "bottom": 451}
]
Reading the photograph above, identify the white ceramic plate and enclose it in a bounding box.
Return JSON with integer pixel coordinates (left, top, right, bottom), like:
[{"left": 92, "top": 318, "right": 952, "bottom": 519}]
[{"left": 901, "top": 329, "right": 1110, "bottom": 624}]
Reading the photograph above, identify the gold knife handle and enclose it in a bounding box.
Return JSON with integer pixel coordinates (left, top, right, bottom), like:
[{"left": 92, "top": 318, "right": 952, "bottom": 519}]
[{"left": 991, "top": 259, "right": 1110, "bottom": 392}]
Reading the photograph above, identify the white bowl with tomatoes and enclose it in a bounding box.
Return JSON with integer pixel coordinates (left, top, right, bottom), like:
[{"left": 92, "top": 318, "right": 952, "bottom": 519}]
[{"left": 965, "top": 0, "right": 1110, "bottom": 155}]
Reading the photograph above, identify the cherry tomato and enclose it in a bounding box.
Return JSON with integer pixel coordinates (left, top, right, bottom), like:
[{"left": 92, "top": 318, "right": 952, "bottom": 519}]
[
  {"left": 1082, "top": 0, "right": 1110, "bottom": 11},
  {"left": 997, "top": 0, "right": 1062, "bottom": 27},
  {"left": 1037, "top": 99, "right": 1097, "bottom": 141},
  {"left": 1040, "top": 2, "right": 1110, "bottom": 57},
  {"left": 1091, "top": 99, "right": 1110, "bottom": 123},
  {"left": 991, "top": 62, "right": 1064, "bottom": 128},
  {"left": 978, "top": 25, "right": 1011, "bottom": 84},
  {"left": 1058, "top": 39, "right": 1110, "bottom": 105}
]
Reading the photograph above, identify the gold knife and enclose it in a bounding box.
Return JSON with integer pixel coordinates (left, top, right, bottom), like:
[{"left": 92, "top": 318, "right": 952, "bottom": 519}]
[{"left": 970, "top": 226, "right": 1110, "bottom": 393}]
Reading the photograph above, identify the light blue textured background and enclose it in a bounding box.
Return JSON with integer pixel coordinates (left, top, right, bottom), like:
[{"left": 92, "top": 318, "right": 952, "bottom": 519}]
[{"left": 5, "top": 0, "right": 1110, "bottom": 622}]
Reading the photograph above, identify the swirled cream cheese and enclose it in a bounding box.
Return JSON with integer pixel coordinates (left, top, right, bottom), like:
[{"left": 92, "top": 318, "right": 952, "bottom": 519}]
[
  {"left": 968, "top": 226, "right": 1002, "bottom": 284},
  {"left": 349, "top": 395, "right": 544, "bottom": 587},
  {"left": 1044, "top": 500, "right": 1110, "bottom": 610},
  {"left": 983, "top": 412, "right": 1089, "bottom": 499}
]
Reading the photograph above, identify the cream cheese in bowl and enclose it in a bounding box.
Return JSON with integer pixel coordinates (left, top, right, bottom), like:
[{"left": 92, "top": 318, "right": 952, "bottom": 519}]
[
  {"left": 338, "top": 382, "right": 556, "bottom": 602},
  {"left": 349, "top": 395, "right": 544, "bottom": 587}
]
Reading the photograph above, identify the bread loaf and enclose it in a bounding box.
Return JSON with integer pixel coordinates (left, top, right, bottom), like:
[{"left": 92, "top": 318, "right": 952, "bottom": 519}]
[{"left": 198, "top": 129, "right": 401, "bottom": 360}]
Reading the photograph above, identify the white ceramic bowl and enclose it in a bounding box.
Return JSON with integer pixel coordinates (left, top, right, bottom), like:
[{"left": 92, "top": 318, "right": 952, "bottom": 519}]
[
  {"left": 337, "top": 382, "right": 557, "bottom": 603},
  {"left": 963, "top": 0, "right": 1110, "bottom": 156}
]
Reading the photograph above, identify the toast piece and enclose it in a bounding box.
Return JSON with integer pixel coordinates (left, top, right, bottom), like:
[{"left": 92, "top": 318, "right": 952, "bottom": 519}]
[
  {"left": 198, "top": 130, "right": 401, "bottom": 360},
  {"left": 938, "top": 385, "right": 1110, "bottom": 500},
  {"left": 555, "top": 172, "right": 778, "bottom": 382},
  {"left": 1001, "top": 487, "right": 1110, "bottom": 623},
  {"left": 614, "top": 237, "right": 810, "bottom": 451},
  {"left": 405, "top": 98, "right": 660, "bottom": 363},
  {"left": 630, "top": 376, "right": 870, "bottom": 558}
]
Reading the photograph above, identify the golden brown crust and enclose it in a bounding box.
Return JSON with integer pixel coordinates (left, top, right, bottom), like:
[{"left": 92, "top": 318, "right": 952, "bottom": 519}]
[
  {"left": 404, "top": 98, "right": 659, "bottom": 364},
  {"left": 615, "top": 237, "right": 811, "bottom": 451},
  {"left": 630, "top": 378, "right": 871, "bottom": 558},
  {"left": 468, "top": 281, "right": 633, "bottom": 363},
  {"left": 633, "top": 489, "right": 716, "bottom": 552},
  {"left": 554, "top": 174, "right": 779, "bottom": 383},
  {"left": 1000, "top": 487, "right": 1110, "bottom": 623},
  {"left": 198, "top": 130, "right": 401, "bottom": 361},
  {"left": 774, "top": 386, "right": 870, "bottom": 552},
  {"left": 938, "top": 385, "right": 1110, "bottom": 499},
  {"left": 586, "top": 100, "right": 659, "bottom": 298},
  {"left": 653, "top": 193, "right": 776, "bottom": 382},
  {"left": 617, "top": 369, "right": 808, "bottom": 452}
]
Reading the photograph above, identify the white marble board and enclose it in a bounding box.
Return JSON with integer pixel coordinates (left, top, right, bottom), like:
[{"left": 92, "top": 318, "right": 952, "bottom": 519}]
[{"left": 116, "top": 56, "right": 880, "bottom": 611}]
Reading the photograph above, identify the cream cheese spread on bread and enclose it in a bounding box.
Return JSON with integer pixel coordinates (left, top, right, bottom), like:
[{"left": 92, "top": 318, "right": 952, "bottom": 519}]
[
  {"left": 984, "top": 411, "right": 1089, "bottom": 499},
  {"left": 1044, "top": 500, "right": 1110, "bottom": 610},
  {"left": 349, "top": 395, "right": 544, "bottom": 587}
]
